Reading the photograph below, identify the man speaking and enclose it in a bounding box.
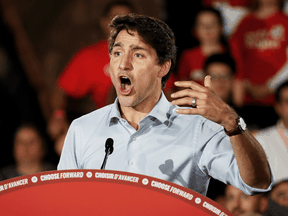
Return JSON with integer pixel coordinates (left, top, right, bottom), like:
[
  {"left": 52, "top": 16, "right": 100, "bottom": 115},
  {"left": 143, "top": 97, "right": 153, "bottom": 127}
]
[{"left": 58, "top": 14, "right": 272, "bottom": 196}]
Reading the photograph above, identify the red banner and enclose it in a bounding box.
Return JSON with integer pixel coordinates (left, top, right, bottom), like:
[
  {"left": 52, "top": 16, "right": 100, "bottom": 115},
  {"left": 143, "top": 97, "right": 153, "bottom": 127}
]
[{"left": 0, "top": 170, "right": 232, "bottom": 216}]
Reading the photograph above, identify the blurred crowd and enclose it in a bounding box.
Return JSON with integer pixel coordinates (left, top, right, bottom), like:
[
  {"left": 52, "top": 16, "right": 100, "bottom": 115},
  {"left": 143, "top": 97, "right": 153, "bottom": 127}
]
[{"left": 0, "top": 0, "right": 288, "bottom": 215}]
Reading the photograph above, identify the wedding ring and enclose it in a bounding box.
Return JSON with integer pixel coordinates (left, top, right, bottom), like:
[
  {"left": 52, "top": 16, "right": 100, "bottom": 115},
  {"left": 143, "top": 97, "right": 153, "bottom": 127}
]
[{"left": 191, "top": 97, "right": 197, "bottom": 108}]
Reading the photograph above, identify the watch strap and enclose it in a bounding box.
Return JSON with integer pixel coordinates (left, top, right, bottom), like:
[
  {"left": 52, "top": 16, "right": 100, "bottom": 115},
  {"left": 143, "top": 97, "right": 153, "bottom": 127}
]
[{"left": 224, "top": 117, "right": 244, "bottom": 136}]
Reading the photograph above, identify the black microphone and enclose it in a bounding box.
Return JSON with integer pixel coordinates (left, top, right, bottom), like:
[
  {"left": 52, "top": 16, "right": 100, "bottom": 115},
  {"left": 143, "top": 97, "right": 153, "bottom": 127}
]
[{"left": 101, "top": 138, "right": 114, "bottom": 170}]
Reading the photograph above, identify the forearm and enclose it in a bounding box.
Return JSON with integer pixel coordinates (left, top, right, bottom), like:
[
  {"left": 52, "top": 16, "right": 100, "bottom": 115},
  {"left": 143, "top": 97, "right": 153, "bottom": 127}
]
[
  {"left": 229, "top": 130, "right": 271, "bottom": 189},
  {"left": 221, "top": 110, "right": 271, "bottom": 189},
  {"left": 172, "top": 77, "right": 272, "bottom": 189}
]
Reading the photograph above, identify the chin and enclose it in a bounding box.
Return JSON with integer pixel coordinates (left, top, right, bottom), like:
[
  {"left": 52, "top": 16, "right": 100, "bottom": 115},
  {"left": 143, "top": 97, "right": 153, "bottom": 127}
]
[{"left": 118, "top": 96, "right": 135, "bottom": 108}]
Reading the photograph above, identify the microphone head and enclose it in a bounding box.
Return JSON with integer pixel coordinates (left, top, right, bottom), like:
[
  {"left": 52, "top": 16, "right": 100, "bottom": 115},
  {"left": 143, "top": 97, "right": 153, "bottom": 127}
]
[{"left": 105, "top": 138, "right": 114, "bottom": 155}]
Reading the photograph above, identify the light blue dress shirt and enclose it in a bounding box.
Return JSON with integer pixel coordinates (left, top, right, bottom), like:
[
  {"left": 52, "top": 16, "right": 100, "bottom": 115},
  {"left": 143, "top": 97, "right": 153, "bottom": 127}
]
[{"left": 58, "top": 92, "right": 272, "bottom": 196}]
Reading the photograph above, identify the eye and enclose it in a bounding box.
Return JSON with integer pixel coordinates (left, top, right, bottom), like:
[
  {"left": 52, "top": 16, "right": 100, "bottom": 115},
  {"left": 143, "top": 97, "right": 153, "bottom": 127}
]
[
  {"left": 135, "top": 53, "right": 143, "bottom": 58},
  {"left": 113, "top": 51, "right": 122, "bottom": 57},
  {"left": 277, "top": 192, "right": 286, "bottom": 199}
]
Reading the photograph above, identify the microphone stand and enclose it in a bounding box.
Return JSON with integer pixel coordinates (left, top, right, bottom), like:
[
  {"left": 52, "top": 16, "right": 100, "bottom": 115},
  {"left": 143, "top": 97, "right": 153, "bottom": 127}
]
[
  {"left": 101, "top": 138, "right": 114, "bottom": 170},
  {"left": 101, "top": 151, "right": 110, "bottom": 170}
]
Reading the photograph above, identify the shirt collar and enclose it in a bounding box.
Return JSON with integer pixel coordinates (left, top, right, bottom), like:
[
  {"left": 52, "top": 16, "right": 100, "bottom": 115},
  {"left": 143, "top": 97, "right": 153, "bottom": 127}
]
[{"left": 107, "top": 91, "right": 174, "bottom": 127}]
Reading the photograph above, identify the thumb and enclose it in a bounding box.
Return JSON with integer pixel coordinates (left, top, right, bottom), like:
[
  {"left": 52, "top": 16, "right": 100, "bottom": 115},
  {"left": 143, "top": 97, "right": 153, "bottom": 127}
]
[{"left": 204, "top": 75, "right": 214, "bottom": 90}]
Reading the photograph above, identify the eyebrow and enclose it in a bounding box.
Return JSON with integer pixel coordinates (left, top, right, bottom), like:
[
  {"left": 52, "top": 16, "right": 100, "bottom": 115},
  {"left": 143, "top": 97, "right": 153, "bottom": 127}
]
[
  {"left": 113, "top": 42, "right": 147, "bottom": 51},
  {"left": 130, "top": 45, "right": 146, "bottom": 51},
  {"left": 113, "top": 42, "right": 123, "bottom": 48}
]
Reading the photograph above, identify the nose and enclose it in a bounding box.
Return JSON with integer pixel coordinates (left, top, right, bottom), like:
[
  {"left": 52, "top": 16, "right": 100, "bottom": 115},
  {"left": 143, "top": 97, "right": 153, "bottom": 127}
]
[{"left": 119, "top": 53, "right": 132, "bottom": 70}]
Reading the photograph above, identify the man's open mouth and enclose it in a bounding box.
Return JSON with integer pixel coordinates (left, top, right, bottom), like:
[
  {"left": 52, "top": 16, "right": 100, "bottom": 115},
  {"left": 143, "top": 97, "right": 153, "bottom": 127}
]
[{"left": 120, "top": 76, "right": 132, "bottom": 92}]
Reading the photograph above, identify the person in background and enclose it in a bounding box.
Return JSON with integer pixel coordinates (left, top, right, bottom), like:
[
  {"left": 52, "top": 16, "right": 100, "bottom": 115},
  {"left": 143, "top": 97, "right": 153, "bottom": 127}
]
[
  {"left": 202, "top": 0, "right": 253, "bottom": 36},
  {"left": 177, "top": 7, "right": 229, "bottom": 84},
  {"left": 0, "top": 1, "right": 50, "bottom": 170},
  {"left": 203, "top": 53, "right": 236, "bottom": 104},
  {"left": 0, "top": 124, "right": 56, "bottom": 181},
  {"left": 254, "top": 81, "right": 288, "bottom": 183},
  {"left": 225, "top": 184, "right": 268, "bottom": 216},
  {"left": 54, "top": 133, "right": 66, "bottom": 158},
  {"left": 229, "top": 0, "right": 287, "bottom": 129},
  {"left": 263, "top": 179, "right": 288, "bottom": 215},
  {"left": 47, "top": 1, "right": 135, "bottom": 142},
  {"left": 270, "top": 179, "right": 288, "bottom": 210}
]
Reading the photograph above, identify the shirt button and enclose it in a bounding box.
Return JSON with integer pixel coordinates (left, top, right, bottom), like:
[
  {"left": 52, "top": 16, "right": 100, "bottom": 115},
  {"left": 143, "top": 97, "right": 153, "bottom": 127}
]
[
  {"left": 132, "top": 137, "right": 136, "bottom": 141},
  {"left": 129, "top": 161, "right": 133, "bottom": 165}
]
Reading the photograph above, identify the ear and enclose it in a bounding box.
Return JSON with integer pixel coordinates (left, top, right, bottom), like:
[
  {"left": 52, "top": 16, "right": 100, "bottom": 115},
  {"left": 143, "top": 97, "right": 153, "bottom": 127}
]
[{"left": 158, "top": 60, "right": 171, "bottom": 78}]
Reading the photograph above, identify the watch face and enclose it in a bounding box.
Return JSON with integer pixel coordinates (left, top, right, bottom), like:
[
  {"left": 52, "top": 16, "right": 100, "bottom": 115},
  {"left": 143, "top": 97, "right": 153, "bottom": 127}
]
[{"left": 238, "top": 117, "right": 246, "bottom": 131}]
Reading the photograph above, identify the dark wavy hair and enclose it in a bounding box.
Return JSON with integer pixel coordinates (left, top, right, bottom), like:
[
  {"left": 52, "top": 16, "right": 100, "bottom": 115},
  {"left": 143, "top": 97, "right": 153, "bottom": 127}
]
[
  {"left": 204, "top": 53, "right": 236, "bottom": 75},
  {"left": 108, "top": 14, "right": 177, "bottom": 88},
  {"left": 275, "top": 80, "right": 288, "bottom": 103}
]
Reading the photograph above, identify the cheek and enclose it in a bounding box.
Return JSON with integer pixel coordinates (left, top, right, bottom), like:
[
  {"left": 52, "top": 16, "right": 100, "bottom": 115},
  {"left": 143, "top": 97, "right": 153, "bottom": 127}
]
[
  {"left": 14, "top": 148, "right": 23, "bottom": 157},
  {"left": 278, "top": 199, "right": 287, "bottom": 206},
  {"left": 195, "top": 29, "right": 205, "bottom": 39},
  {"left": 212, "top": 28, "right": 221, "bottom": 36},
  {"left": 280, "top": 105, "right": 288, "bottom": 117},
  {"left": 30, "top": 145, "right": 41, "bottom": 154},
  {"left": 213, "top": 81, "right": 231, "bottom": 92},
  {"left": 109, "top": 68, "right": 118, "bottom": 85}
]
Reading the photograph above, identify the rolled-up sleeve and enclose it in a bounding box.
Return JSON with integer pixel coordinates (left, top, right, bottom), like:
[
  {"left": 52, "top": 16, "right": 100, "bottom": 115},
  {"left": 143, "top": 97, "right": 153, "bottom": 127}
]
[{"left": 197, "top": 119, "right": 273, "bottom": 195}]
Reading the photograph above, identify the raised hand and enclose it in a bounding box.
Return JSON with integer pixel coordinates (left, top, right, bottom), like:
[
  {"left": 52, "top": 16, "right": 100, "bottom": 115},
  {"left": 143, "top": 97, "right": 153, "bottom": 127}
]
[{"left": 171, "top": 76, "right": 238, "bottom": 131}]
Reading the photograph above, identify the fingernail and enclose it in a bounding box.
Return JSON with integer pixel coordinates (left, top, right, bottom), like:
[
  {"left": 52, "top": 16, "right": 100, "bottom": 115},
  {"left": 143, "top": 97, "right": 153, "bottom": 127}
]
[
  {"left": 171, "top": 93, "right": 174, "bottom": 97},
  {"left": 174, "top": 81, "right": 179, "bottom": 85}
]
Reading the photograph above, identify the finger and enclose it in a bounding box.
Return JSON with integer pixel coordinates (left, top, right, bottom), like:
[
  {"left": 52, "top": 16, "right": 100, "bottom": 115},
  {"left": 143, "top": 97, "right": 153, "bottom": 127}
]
[
  {"left": 171, "top": 88, "right": 206, "bottom": 99},
  {"left": 204, "top": 75, "right": 214, "bottom": 91},
  {"left": 175, "top": 107, "right": 204, "bottom": 115},
  {"left": 174, "top": 80, "right": 207, "bottom": 92},
  {"left": 171, "top": 97, "right": 205, "bottom": 107}
]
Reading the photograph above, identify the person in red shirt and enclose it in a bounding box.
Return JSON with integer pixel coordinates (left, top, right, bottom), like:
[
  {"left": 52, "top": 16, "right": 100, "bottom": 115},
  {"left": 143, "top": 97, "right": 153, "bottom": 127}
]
[
  {"left": 47, "top": 1, "right": 135, "bottom": 141},
  {"left": 177, "top": 7, "right": 229, "bottom": 84},
  {"left": 230, "top": 0, "right": 286, "bottom": 128},
  {"left": 203, "top": 0, "right": 253, "bottom": 36}
]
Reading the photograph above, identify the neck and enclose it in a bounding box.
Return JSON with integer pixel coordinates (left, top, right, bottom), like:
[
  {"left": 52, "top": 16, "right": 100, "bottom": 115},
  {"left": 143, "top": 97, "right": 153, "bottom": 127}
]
[
  {"left": 201, "top": 40, "right": 221, "bottom": 47},
  {"left": 255, "top": 4, "right": 279, "bottom": 19},
  {"left": 119, "top": 91, "right": 162, "bottom": 130},
  {"left": 16, "top": 161, "right": 42, "bottom": 175},
  {"left": 282, "top": 120, "right": 288, "bottom": 130},
  {"left": 201, "top": 43, "right": 223, "bottom": 56}
]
